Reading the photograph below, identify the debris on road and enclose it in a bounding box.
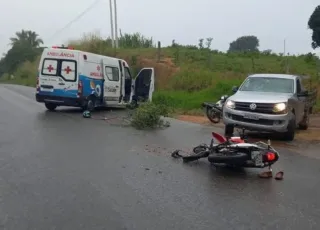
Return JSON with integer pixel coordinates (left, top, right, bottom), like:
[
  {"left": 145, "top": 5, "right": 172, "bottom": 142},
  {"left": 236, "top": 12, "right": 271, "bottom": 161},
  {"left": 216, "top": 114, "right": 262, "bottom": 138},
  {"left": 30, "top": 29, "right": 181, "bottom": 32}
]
[
  {"left": 258, "top": 170, "right": 284, "bottom": 180},
  {"left": 275, "top": 171, "right": 284, "bottom": 180},
  {"left": 82, "top": 110, "right": 132, "bottom": 125}
]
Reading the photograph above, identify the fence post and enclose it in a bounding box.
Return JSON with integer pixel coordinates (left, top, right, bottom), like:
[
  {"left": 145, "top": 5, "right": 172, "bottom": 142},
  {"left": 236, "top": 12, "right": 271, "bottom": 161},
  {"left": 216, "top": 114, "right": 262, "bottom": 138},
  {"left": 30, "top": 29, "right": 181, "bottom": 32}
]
[
  {"left": 251, "top": 57, "right": 255, "bottom": 72},
  {"left": 157, "top": 41, "right": 161, "bottom": 62},
  {"left": 286, "top": 54, "right": 289, "bottom": 74}
]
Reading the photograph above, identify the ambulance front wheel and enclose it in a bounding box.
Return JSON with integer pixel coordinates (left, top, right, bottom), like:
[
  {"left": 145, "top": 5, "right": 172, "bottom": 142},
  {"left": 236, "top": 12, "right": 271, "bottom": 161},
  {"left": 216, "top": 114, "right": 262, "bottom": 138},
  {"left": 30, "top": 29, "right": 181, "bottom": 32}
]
[{"left": 45, "top": 103, "right": 57, "bottom": 111}]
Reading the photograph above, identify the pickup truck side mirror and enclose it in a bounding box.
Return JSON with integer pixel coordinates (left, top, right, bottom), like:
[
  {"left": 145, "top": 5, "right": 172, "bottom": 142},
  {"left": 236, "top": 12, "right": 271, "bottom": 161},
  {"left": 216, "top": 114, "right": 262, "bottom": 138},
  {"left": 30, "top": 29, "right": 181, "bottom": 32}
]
[
  {"left": 297, "top": 90, "right": 308, "bottom": 97},
  {"left": 232, "top": 86, "right": 238, "bottom": 93}
]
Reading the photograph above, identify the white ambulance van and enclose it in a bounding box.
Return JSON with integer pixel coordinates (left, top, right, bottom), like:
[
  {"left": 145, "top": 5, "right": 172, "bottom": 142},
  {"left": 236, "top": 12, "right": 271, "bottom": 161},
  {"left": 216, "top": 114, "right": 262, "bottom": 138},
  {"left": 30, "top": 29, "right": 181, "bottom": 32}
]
[{"left": 35, "top": 46, "right": 155, "bottom": 111}]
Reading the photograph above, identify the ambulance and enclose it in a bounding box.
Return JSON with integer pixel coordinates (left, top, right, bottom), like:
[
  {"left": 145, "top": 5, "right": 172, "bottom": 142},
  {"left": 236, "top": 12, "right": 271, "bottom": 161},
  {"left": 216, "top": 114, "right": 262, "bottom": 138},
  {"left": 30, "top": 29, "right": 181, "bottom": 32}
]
[{"left": 35, "top": 46, "right": 155, "bottom": 111}]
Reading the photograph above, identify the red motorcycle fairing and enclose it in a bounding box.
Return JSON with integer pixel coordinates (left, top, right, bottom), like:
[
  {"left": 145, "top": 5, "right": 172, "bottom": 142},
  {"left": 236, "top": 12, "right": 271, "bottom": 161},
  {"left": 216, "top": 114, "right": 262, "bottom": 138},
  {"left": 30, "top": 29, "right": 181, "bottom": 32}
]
[{"left": 211, "top": 132, "right": 245, "bottom": 144}]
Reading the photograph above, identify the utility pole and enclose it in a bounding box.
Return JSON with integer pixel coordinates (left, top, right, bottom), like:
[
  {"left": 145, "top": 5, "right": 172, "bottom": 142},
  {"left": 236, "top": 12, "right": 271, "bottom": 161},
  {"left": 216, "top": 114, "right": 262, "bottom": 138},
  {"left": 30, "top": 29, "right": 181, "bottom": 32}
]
[
  {"left": 109, "top": 0, "right": 115, "bottom": 47},
  {"left": 114, "top": 0, "right": 119, "bottom": 48}
]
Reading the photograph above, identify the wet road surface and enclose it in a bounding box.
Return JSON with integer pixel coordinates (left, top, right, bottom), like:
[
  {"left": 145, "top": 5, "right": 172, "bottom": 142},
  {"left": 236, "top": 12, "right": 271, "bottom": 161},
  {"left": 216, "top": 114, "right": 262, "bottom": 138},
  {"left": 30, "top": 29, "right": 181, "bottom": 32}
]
[{"left": 0, "top": 84, "right": 320, "bottom": 230}]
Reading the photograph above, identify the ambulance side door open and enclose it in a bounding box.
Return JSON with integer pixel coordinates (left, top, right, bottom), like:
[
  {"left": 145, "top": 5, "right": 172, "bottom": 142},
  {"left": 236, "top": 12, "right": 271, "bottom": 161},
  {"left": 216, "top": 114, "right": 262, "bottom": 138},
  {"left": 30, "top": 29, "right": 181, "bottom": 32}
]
[
  {"left": 133, "top": 68, "right": 155, "bottom": 102},
  {"left": 102, "top": 61, "right": 121, "bottom": 105}
]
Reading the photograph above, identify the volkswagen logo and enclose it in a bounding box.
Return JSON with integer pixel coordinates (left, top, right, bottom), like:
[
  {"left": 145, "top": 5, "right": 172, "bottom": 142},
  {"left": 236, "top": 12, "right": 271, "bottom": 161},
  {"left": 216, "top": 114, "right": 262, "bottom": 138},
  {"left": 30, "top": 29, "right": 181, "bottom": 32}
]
[{"left": 249, "top": 103, "right": 257, "bottom": 110}]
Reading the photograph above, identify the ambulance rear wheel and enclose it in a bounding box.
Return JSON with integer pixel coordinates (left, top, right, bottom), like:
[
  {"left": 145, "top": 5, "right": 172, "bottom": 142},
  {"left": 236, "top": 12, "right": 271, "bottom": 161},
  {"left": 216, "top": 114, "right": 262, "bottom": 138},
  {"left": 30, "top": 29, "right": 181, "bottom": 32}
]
[
  {"left": 84, "top": 96, "right": 95, "bottom": 112},
  {"left": 45, "top": 103, "right": 57, "bottom": 111}
]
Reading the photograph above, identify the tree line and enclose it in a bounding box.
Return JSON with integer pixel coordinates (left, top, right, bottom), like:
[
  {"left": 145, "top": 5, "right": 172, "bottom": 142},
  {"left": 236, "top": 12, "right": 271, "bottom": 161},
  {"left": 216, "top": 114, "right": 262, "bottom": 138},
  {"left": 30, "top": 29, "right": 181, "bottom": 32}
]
[{"left": 1, "top": 5, "right": 319, "bottom": 78}]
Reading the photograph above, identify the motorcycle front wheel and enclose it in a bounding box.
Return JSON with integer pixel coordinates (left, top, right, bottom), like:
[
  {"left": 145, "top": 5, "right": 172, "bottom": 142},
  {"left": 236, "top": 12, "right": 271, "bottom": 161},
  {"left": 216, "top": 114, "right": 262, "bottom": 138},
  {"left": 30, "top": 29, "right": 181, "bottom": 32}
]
[{"left": 206, "top": 108, "right": 220, "bottom": 123}]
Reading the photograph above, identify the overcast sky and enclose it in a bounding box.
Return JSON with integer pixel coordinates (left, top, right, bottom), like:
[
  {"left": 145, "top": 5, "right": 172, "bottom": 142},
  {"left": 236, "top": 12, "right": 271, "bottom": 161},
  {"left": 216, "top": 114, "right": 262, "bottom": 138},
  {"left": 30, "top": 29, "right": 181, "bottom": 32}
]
[{"left": 0, "top": 0, "right": 319, "bottom": 56}]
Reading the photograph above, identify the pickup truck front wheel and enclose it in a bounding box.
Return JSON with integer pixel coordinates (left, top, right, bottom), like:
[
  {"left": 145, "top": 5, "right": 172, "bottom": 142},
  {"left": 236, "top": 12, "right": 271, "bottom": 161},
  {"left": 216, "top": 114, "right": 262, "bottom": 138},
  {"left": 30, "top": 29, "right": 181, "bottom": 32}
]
[
  {"left": 283, "top": 115, "right": 296, "bottom": 141},
  {"left": 224, "top": 124, "right": 234, "bottom": 137}
]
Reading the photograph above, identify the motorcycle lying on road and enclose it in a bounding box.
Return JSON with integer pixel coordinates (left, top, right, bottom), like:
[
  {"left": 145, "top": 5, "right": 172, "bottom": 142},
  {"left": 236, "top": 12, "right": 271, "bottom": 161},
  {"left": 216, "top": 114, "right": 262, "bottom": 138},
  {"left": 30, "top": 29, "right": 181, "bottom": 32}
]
[
  {"left": 202, "top": 95, "right": 229, "bottom": 124},
  {"left": 171, "top": 131, "right": 283, "bottom": 179}
]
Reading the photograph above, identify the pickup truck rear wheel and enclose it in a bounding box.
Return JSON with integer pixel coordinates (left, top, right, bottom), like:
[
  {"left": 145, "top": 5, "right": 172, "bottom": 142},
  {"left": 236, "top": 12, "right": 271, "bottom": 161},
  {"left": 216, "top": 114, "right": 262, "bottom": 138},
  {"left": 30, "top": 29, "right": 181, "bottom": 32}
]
[
  {"left": 283, "top": 115, "right": 296, "bottom": 141},
  {"left": 224, "top": 124, "right": 234, "bottom": 137}
]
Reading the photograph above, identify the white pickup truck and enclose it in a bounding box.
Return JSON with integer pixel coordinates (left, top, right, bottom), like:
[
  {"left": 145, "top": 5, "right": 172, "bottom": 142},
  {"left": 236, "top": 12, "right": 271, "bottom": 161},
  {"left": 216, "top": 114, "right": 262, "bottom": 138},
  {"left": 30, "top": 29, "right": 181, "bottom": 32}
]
[{"left": 223, "top": 74, "right": 317, "bottom": 141}]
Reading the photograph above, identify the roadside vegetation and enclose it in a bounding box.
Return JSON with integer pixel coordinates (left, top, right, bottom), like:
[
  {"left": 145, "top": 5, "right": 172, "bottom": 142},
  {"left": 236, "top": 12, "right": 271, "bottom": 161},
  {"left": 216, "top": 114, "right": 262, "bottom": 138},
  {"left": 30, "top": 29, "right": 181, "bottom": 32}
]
[
  {"left": 1, "top": 5, "right": 320, "bottom": 129},
  {"left": 130, "top": 102, "right": 170, "bottom": 129}
]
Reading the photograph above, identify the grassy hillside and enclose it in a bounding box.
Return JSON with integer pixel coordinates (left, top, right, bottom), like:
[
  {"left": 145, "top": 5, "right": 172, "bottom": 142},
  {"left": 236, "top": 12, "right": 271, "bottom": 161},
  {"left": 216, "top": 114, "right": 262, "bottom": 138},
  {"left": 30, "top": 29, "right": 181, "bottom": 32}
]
[{"left": 2, "top": 33, "right": 320, "bottom": 113}]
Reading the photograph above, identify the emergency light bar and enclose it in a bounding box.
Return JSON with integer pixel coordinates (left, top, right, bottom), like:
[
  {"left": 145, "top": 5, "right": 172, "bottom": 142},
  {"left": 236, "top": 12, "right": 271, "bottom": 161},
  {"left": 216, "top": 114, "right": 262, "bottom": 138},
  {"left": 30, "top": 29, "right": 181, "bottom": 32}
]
[{"left": 52, "top": 46, "right": 74, "bottom": 50}]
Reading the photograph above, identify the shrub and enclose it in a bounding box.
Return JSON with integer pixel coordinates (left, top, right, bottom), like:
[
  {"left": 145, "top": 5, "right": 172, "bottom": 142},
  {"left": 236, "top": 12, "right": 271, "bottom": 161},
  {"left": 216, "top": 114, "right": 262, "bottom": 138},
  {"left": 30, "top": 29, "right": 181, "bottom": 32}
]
[{"left": 131, "top": 102, "right": 170, "bottom": 129}]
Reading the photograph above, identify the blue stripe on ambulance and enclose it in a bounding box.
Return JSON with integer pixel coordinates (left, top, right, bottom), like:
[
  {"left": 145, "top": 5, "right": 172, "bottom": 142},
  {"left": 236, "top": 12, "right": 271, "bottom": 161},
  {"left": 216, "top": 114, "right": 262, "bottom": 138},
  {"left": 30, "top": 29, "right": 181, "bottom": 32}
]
[
  {"left": 79, "top": 75, "right": 103, "bottom": 98},
  {"left": 38, "top": 75, "right": 103, "bottom": 98}
]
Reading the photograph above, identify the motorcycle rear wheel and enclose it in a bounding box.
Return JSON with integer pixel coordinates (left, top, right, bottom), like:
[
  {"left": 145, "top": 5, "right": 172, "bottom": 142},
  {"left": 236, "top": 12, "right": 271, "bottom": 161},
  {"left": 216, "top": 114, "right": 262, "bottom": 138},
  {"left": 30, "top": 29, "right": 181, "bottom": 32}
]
[{"left": 208, "top": 152, "right": 248, "bottom": 164}]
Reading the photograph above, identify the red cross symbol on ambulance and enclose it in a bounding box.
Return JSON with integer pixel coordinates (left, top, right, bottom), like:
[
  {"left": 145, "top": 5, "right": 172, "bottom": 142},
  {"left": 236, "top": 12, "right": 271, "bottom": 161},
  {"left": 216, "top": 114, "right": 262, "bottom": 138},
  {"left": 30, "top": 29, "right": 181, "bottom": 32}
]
[
  {"left": 47, "top": 65, "right": 54, "bottom": 72},
  {"left": 64, "top": 66, "right": 72, "bottom": 74}
]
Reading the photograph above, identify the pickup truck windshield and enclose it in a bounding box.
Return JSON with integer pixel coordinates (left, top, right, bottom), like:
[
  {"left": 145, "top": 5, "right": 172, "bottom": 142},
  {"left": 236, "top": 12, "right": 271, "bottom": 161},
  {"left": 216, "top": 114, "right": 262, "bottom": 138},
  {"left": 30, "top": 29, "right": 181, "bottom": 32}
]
[{"left": 239, "top": 77, "right": 294, "bottom": 93}]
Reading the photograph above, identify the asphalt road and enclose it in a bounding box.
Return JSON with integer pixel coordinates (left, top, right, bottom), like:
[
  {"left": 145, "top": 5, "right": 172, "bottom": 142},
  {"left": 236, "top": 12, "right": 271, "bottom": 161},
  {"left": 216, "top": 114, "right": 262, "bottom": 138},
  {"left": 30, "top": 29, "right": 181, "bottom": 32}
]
[{"left": 0, "top": 84, "right": 319, "bottom": 230}]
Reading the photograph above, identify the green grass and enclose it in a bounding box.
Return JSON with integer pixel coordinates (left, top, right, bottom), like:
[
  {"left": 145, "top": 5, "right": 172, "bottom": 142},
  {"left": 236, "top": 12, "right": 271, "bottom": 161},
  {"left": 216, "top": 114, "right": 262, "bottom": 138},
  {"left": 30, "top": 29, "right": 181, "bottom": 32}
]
[{"left": 153, "top": 80, "right": 244, "bottom": 110}]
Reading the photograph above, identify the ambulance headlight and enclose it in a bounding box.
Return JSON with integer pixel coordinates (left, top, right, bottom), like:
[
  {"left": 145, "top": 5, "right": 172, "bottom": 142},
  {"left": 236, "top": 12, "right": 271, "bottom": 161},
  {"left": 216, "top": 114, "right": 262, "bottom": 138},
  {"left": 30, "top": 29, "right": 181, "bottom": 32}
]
[
  {"left": 226, "top": 100, "right": 235, "bottom": 109},
  {"left": 273, "top": 102, "right": 287, "bottom": 112}
]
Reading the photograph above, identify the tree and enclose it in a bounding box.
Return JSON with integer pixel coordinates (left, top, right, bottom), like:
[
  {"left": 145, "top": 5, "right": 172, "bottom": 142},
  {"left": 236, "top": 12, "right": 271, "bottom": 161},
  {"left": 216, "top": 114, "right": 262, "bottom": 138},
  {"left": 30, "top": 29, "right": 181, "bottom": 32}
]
[
  {"left": 261, "top": 49, "right": 272, "bottom": 55},
  {"left": 10, "top": 29, "right": 43, "bottom": 48},
  {"left": 26, "top": 31, "right": 44, "bottom": 47},
  {"left": 205, "top": 37, "right": 213, "bottom": 49},
  {"left": 228, "top": 35, "right": 259, "bottom": 52},
  {"left": 9, "top": 29, "right": 27, "bottom": 46},
  {"left": 308, "top": 5, "right": 320, "bottom": 49},
  {"left": 1, "top": 44, "right": 40, "bottom": 74},
  {"left": 0, "top": 30, "right": 44, "bottom": 76},
  {"left": 0, "top": 57, "right": 5, "bottom": 77},
  {"left": 198, "top": 38, "right": 204, "bottom": 49}
]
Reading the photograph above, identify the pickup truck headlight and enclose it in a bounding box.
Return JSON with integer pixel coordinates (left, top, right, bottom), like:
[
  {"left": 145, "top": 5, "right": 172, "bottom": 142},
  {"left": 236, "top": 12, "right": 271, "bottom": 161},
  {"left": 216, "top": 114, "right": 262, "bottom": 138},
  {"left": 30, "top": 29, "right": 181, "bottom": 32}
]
[
  {"left": 273, "top": 102, "right": 287, "bottom": 112},
  {"left": 225, "top": 100, "right": 235, "bottom": 109}
]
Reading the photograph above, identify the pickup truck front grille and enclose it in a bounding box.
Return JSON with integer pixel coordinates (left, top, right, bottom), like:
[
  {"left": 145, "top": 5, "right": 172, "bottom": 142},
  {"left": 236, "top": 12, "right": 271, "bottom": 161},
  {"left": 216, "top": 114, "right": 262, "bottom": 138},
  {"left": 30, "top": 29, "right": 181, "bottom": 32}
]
[
  {"left": 234, "top": 102, "right": 275, "bottom": 114},
  {"left": 230, "top": 114, "right": 274, "bottom": 126}
]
